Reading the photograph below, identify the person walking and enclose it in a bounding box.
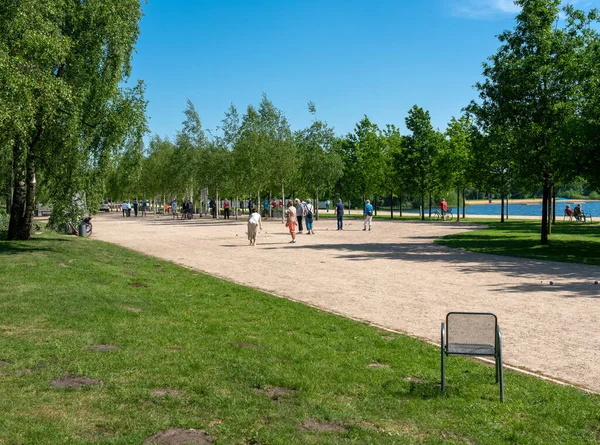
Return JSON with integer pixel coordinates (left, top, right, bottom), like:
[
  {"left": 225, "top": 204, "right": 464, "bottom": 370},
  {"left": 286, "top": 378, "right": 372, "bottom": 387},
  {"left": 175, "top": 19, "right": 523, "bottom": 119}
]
[
  {"left": 122, "top": 201, "right": 128, "bottom": 217},
  {"left": 304, "top": 199, "right": 315, "bottom": 234},
  {"left": 247, "top": 197, "right": 254, "bottom": 216},
  {"left": 141, "top": 199, "right": 147, "bottom": 217},
  {"left": 363, "top": 199, "right": 374, "bottom": 231},
  {"left": 325, "top": 200, "right": 330, "bottom": 213},
  {"left": 295, "top": 198, "right": 305, "bottom": 234},
  {"left": 223, "top": 199, "right": 230, "bottom": 219},
  {"left": 440, "top": 198, "right": 448, "bottom": 221},
  {"left": 133, "top": 199, "right": 138, "bottom": 217},
  {"left": 286, "top": 200, "right": 297, "bottom": 243},
  {"left": 209, "top": 198, "right": 217, "bottom": 218},
  {"left": 263, "top": 198, "right": 269, "bottom": 218},
  {"left": 247, "top": 207, "right": 263, "bottom": 246},
  {"left": 171, "top": 198, "right": 178, "bottom": 219},
  {"left": 335, "top": 199, "right": 344, "bottom": 230}
]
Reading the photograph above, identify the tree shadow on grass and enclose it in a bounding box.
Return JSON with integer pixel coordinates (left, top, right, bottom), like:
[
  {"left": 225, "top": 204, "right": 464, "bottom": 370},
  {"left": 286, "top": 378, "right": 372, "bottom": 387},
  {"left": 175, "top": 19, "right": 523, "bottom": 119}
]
[{"left": 0, "top": 237, "right": 72, "bottom": 255}]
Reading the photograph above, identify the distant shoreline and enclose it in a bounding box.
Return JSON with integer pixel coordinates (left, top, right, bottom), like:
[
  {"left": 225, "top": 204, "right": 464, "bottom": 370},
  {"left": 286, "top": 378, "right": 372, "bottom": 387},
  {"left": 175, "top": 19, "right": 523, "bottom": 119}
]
[{"left": 464, "top": 198, "right": 599, "bottom": 205}]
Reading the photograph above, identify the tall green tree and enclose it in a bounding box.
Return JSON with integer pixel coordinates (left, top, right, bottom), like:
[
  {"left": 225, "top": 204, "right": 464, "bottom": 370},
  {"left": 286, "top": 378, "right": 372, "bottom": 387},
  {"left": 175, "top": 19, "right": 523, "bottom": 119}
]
[
  {"left": 443, "top": 115, "right": 474, "bottom": 221},
  {"left": 295, "top": 103, "right": 343, "bottom": 217},
  {"left": 470, "top": 0, "right": 599, "bottom": 244},
  {"left": 0, "top": 0, "right": 147, "bottom": 239},
  {"left": 404, "top": 105, "right": 438, "bottom": 220}
]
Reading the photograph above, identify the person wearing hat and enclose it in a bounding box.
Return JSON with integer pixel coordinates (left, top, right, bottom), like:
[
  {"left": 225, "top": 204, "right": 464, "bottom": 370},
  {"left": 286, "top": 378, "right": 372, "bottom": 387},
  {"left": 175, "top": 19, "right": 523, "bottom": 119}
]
[{"left": 335, "top": 199, "right": 344, "bottom": 230}]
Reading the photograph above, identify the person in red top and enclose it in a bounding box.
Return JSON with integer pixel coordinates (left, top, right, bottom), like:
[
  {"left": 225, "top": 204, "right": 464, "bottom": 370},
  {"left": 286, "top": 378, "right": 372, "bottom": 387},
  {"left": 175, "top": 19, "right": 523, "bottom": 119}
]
[
  {"left": 565, "top": 204, "right": 574, "bottom": 219},
  {"left": 223, "top": 199, "right": 230, "bottom": 219},
  {"left": 440, "top": 198, "right": 448, "bottom": 221}
]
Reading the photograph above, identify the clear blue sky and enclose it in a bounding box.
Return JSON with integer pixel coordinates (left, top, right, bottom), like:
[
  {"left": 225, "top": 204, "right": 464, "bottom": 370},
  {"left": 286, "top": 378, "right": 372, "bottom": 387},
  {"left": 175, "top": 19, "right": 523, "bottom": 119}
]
[{"left": 128, "top": 0, "right": 596, "bottom": 142}]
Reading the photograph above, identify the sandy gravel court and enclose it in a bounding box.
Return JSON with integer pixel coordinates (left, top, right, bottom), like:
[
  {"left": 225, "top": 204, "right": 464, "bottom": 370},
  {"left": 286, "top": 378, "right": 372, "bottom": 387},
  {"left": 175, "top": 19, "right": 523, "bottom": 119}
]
[{"left": 93, "top": 212, "right": 600, "bottom": 393}]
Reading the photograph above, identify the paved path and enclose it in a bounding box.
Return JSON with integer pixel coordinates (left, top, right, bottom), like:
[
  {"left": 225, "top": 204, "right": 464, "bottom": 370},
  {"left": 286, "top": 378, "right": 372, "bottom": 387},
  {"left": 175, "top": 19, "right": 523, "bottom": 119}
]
[{"left": 93, "top": 212, "right": 600, "bottom": 392}]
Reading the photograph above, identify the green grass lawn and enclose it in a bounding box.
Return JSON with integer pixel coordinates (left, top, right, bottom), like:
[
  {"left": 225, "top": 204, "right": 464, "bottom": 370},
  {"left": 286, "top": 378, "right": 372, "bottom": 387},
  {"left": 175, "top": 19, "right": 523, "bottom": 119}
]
[
  {"left": 0, "top": 235, "right": 599, "bottom": 444},
  {"left": 436, "top": 220, "right": 600, "bottom": 266}
]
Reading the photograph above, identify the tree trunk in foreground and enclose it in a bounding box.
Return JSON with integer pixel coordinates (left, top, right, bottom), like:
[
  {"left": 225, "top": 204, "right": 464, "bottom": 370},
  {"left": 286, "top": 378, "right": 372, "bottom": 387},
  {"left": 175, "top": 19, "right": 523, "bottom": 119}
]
[
  {"left": 541, "top": 182, "right": 550, "bottom": 245},
  {"left": 8, "top": 132, "right": 39, "bottom": 241}
]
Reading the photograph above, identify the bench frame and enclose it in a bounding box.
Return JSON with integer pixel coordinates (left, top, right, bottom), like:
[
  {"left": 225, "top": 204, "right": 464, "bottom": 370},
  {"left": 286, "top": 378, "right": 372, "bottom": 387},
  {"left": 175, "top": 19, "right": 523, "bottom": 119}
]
[{"left": 441, "top": 312, "right": 504, "bottom": 402}]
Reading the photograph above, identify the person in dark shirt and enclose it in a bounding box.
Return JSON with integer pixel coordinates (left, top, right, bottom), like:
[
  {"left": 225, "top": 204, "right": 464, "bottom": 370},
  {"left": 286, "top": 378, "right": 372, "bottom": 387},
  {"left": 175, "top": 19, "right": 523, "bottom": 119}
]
[{"left": 335, "top": 199, "right": 344, "bottom": 230}]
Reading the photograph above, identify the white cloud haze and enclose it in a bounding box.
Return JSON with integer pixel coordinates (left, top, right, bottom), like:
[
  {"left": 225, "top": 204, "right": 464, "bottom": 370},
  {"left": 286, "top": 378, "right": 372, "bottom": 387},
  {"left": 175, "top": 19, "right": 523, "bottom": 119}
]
[{"left": 448, "top": 0, "right": 598, "bottom": 19}]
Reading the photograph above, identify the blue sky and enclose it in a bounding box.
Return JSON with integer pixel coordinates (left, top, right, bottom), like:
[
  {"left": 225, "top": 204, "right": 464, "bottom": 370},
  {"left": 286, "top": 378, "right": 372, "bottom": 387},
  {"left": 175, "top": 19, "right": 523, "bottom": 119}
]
[{"left": 129, "top": 0, "right": 597, "bottom": 142}]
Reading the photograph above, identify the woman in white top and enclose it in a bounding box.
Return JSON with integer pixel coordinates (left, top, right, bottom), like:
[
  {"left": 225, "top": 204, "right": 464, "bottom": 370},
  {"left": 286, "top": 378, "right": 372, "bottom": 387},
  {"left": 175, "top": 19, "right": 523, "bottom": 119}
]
[{"left": 247, "top": 207, "right": 263, "bottom": 246}]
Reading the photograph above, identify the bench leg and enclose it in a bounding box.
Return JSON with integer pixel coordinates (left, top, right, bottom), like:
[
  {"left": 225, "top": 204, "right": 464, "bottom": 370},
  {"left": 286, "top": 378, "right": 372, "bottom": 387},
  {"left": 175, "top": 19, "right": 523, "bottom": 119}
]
[
  {"left": 441, "top": 322, "right": 445, "bottom": 395},
  {"left": 497, "top": 325, "right": 505, "bottom": 402}
]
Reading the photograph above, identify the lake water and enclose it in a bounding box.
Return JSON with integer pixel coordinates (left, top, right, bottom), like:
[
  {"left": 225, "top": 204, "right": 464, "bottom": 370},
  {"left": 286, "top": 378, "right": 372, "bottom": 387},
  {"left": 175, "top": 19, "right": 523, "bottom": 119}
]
[{"left": 403, "top": 200, "right": 599, "bottom": 217}]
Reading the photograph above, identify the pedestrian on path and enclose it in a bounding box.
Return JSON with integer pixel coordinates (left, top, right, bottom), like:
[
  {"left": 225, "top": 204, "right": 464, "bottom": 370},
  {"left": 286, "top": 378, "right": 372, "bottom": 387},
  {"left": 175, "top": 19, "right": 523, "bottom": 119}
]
[
  {"left": 133, "top": 199, "right": 138, "bottom": 217},
  {"left": 363, "top": 199, "right": 374, "bottom": 231},
  {"left": 171, "top": 199, "right": 178, "bottom": 219},
  {"left": 335, "top": 199, "right": 344, "bottom": 230},
  {"left": 304, "top": 199, "right": 315, "bottom": 234},
  {"left": 286, "top": 200, "right": 297, "bottom": 243},
  {"left": 141, "top": 199, "right": 147, "bottom": 217},
  {"left": 247, "top": 207, "right": 262, "bottom": 246},
  {"left": 223, "top": 199, "right": 230, "bottom": 219},
  {"left": 295, "top": 198, "right": 305, "bottom": 234}
]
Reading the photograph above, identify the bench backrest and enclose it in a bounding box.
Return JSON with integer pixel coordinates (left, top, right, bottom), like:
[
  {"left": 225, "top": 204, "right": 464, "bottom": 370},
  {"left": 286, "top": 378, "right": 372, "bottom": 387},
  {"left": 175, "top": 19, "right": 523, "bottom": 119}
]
[{"left": 446, "top": 312, "right": 497, "bottom": 355}]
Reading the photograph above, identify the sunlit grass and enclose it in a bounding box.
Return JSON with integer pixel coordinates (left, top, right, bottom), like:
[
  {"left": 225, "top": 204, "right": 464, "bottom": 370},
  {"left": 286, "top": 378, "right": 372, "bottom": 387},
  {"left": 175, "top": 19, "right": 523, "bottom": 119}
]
[{"left": 0, "top": 234, "right": 598, "bottom": 444}]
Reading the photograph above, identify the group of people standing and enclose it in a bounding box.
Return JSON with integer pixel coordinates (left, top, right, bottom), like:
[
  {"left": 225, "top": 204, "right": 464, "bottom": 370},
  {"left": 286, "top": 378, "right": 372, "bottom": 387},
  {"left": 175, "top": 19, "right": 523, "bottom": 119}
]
[{"left": 121, "top": 199, "right": 147, "bottom": 217}]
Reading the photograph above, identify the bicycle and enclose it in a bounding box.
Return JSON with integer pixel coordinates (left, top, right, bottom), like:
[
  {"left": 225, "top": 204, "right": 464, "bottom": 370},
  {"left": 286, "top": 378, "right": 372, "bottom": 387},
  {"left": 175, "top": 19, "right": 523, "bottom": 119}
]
[
  {"left": 433, "top": 209, "right": 453, "bottom": 221},
  {"left": 67, "top": 216, "right": 93, "bottom": 236}
]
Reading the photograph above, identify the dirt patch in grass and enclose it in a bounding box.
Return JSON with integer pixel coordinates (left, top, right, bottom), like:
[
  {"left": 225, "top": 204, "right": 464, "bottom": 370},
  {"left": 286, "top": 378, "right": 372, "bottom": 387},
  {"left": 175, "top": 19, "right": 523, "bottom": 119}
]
[
  {"left": 230, "top": 342, "right": 261, "bottom": 349},
  {"left": 152, "top": 388, "right": 183, "bottom": 398},
  {"left": 129, "top": 282, "right": 147, "bottom": 288},
  {"left": 50, "top": 374, "right": 102, "bottom": 389},
  {"left": 123, "top": 306, "right": 142, "bottom": 313},
  {"left": 121, "top": 270, "right": 137, "bottom": 276},
  {"left": 0, "top": 360, "right": 9, "bottom": 366},
  {"left": 367, "top": 362, "right": 390, "bottom": 368},
  {"left": 440, "top": 432, "right": 474, "bottom": 443},
  {"left": 168, "top": 346, "right": 182, "bottom": 352},
  {"left": 58, "top": 262, "right": 68, "bottom": 268},
  {"left": 89, "top": 344, "right": 120, "bottom": 351},
  {"left": 254, "top": 386, "right": 295, "bottom": 402},
  {"left": 297, "top": 418, "right": 347, "bottom": 433},
  {"left": 406, "top": 376, "right": 425, "bottom": 384},
  {"left": 143, "top": 428, "right": 214, "bottom": 444}
]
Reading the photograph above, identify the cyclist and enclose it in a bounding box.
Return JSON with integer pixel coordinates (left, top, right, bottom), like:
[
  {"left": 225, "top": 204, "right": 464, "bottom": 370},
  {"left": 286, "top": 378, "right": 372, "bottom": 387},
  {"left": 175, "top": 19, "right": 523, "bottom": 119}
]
[{"left": 440, "top": 198, "right": 448, "bottom": 221}]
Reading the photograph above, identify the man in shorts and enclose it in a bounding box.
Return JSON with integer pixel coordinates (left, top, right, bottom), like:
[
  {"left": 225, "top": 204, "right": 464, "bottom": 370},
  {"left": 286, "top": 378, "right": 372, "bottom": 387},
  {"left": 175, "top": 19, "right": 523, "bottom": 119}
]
[{"left": 286, "top": 200, "right": 297, "bottom": 243}]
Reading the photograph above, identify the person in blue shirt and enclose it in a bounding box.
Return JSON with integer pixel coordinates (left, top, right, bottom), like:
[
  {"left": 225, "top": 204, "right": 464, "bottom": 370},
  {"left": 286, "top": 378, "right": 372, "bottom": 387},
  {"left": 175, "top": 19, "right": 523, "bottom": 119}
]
[
  {"left": 335, "top": 199, "right": 344, "bottom": 230},
  {"left": 363, "top": 199, "right": 374, "bottom": 231},
  {"left": 263, "top": 199, "right": 269, "bottom": 217}
]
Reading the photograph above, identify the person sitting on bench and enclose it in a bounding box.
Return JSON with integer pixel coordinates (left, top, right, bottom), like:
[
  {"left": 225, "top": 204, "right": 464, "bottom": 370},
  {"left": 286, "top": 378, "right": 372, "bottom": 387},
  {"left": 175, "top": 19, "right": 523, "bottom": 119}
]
[
  {"left": 565, "top": 204, "right": 574, "bottom": 219},
  {"left": 573, "top": 204, "right": 585, "bottom": 222}
]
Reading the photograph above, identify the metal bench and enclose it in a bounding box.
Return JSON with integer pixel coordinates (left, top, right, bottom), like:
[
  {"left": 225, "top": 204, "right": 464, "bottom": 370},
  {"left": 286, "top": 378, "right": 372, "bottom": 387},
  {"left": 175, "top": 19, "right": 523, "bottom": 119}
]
[{"left": 441, "top": 312, "right": 504, "bottom": 402}]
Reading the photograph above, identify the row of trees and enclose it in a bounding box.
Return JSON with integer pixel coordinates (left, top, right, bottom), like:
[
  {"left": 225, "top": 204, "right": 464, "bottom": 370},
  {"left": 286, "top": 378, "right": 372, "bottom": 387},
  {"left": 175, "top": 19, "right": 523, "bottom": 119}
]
[
  {"left": 2, "top": 0, "right": 600, "bottom": 245},
  {"left": 0, "top": 0, "right": 147, "bottom": 240}
]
